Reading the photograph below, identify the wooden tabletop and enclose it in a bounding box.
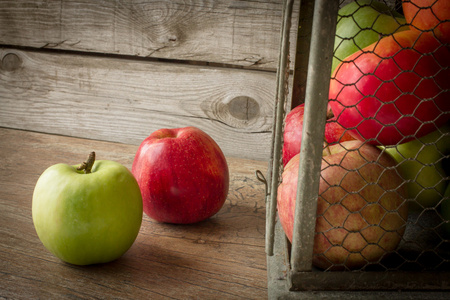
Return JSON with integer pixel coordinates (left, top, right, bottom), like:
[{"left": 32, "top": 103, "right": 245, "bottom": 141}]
[{"left": 0, "top": 128, "right": 268, "bottom": 299}]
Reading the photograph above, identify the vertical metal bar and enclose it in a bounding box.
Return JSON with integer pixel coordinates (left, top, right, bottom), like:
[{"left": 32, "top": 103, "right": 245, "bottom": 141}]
[
  {"left": 290, "top": 0, "right": 314, "bottom": 109},
  {"left": 290, "top": 0, "right": 339, "bottom": 272},
  {"left": 265, "top": 0, "right": 295, "bottom": 256}
]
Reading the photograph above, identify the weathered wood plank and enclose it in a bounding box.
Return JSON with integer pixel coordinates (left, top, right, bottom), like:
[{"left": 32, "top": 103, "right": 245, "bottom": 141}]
[
  {"left": 0, "top": 0, "right": 299, "bottom": 70},
  {"left": 0, "top": 48, "right": 276, "bottom": 160},
  {"left": 0, "top": 128, "right": 268, "bottom": 299}
]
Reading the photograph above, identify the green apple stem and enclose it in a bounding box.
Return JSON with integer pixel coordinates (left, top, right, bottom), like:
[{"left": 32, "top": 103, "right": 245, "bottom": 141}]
[{"left": 77, "top": 152, "right": 96, "bottom": 174}]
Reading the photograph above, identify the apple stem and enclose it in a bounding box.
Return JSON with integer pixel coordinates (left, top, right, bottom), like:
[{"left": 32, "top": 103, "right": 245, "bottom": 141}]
[
  {"left": 77, "top": 152, "right": 96, "bottom": 174},
  {"left": 326, "top": 107, "right": 334, "bottom": 120},
  {"left": 324, "top": 140, "right": 332, "bottom": 156}
]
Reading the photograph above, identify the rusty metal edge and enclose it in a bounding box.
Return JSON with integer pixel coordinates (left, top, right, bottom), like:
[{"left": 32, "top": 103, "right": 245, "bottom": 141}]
[
  {"left": 267, "top": 220, "right": 450, "bottom": 299},
  {"left": 289, "top": 0, "right": 340, "bottom": 272},
  {"left": 289, "top": 269, "right": 450, "bottom": 291},
  {"left": 266, "top": 0, "right": 295, "bottom": 257}
]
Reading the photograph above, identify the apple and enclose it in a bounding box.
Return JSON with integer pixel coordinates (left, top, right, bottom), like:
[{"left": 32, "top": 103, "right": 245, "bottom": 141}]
[
  {"left": 32, "top": 152, "right": 143, "bottom": 265},
  {"left": 330, "top": 29, "right": 450, "bottom": 146},
  {"left": 440, "top": 184, "right": 450, "bottom": 236},
  {"left": 332, "top": 0, "right": 408, "bottom": 73},
  {"left": 277, "top": 140, "right": 408, "bottom": 270},
  {"left": 282, "top": 103, "right": 354, "bottom": 166},
  {"left": 382, "top": 123, "right": 450, "bottom": 210},
  {"left": 402, "top": 0, "right": 450, "bottom": 44},
  {"left": 132, "top": 127, "right": 229, "bottom": 224}
]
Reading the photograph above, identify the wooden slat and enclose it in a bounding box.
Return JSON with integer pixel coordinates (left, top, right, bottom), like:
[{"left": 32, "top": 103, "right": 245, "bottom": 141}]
[
  {"left": 0, "top": 0, "right": 299, "bottom": 70},
  {"left": 0, "top": 48, "right": 276, "bottom": 160},
  {"left": 0, "top": 128, "right": 268, "bottom": 299}
]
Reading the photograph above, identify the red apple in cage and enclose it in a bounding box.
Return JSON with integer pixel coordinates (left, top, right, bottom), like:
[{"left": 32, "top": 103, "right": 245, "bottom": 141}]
[
  {"left": 277, "top": 140, "right": 408, "bottom": 270},
  {"left": 282, "top": 103, "right": 354, "bottom": 166},
  {"left": 132, "top": 127, "right": 229, "bottom": 224},
  {"left": 402, "top": 0, "right": 450, "bottom": 44},
  {"left": 329, "top": 30, "right": 450, "bottom": 146}
]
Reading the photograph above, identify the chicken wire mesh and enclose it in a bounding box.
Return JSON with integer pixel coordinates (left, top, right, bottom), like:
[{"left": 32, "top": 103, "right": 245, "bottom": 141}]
[{"left": 266, "top": 0, "right": 450, "bottom": 292}]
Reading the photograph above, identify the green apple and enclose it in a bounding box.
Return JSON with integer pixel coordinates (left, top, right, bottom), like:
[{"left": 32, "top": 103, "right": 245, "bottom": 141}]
[
  {"left": 32, "top": 152, "right": 143, "bottom": 265},
  {"left": 441, "top": 184, "right": 450, "bottom": 236},
  {"left": 382, "top": 124, "right": 450, "bottom": 210},
  {"left": 332, "top": 0, "right": 408, "bottom": 74}
]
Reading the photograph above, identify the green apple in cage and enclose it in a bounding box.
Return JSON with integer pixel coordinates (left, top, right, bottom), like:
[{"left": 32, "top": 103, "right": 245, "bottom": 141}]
[
  {"left": 382, "top": 124, "right": 450, "bottom": 210},
  {"left": 332, "top": 0, "right": 408, "bottom": 73}
]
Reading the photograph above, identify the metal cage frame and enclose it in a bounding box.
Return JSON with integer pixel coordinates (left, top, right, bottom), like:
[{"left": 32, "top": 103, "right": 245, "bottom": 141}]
[{"left": 264, "top": 0, "right": 450, "bottom": 297}]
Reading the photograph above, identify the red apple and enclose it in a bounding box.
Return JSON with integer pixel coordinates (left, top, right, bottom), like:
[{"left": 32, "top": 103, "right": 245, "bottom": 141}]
[
  {"left": 277, "top": 140, "right": 408, "bottom": 270},
  {"left": 402, "top": 0, "right": 450, "bottom": 44},
  {"left": 132, "top": 127, "right": 229, "bottom": 224},
  {"left": 282, "top": 103, "right": 354, "bottom": 166},
  {"left": 329, "top": 30, "right": 450, "bottom": 146}
]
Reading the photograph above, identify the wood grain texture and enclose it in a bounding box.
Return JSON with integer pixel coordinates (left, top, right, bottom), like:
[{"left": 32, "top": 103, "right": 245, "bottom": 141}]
[
  {"left": 0, "top": 128, "right": 268, "bottom": 299},
  {"left": 0, "top": 0, "right": 300, "bottom": 70},
  {"left": 0, "top": 48, "right": 277, "bottom": 160}
]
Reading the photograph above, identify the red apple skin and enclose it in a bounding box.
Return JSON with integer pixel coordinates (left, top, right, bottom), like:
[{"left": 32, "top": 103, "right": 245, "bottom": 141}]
[
  {"left": 282, "top": 104, "right": 354, "bottom": 166},
  {"left": 402, "top": 0, "right": 450, "bottom": 44},
  {"left": 329, "top": 30, "right": 450, "bottom": 146},
  {"left": 277, "top": 140, "right": 408, "bottom": 270},
  {"left": 132, "top": 127, "right": 229, "bottom": 224}
]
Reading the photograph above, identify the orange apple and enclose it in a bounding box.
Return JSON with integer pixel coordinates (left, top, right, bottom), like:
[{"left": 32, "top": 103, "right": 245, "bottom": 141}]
[{"left": 402, "top": 0, "right": 450, "bottom": 44}]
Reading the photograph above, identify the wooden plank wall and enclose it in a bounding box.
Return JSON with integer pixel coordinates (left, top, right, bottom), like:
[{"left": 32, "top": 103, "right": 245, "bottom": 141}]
[{"left": 0, "top": 0, "right": 300, "bottom": 160}]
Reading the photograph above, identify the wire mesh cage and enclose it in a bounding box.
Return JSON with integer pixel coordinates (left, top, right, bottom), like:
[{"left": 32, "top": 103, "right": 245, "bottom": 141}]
[{"left": 264, "top": 0, "right": 450, "bottom": 296}]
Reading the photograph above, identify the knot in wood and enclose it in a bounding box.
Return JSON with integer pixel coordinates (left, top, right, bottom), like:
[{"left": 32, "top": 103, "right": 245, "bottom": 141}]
[
  {"left": 2, "top": 53, "right": 22, "bottom": 71},
  {"left": 226, "top": 96, "right": 260, "bottom": 122}
]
